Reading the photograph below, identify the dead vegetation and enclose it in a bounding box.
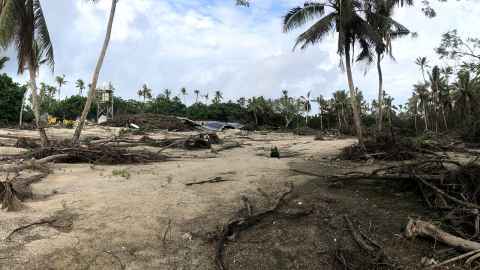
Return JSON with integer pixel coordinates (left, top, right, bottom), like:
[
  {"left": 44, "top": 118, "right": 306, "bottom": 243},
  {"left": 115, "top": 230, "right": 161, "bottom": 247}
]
[{"left": 102, "top": 113, "right": 201, "bottom": 131}]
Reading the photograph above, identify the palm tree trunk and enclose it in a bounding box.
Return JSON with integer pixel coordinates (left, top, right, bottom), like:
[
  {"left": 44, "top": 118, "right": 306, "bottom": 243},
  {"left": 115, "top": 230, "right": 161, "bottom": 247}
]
[
  {"left": 423, "top": 102, "right": 429, "bottom": 131},
  {"left": 376, "top": 53, "right": 384, "bottom": 133},
  {"left": 19, "top": 89, "right": 28, "bottom": 128},
  {"left": 28, "top": 62, "right": 49, "bottom": 146},
  {"left": 320, "top": 111, "right": 323, "bottom": 130},
  {"left": 345, "top": 48, "right": 364, "bottom": 145},
  {"left": 72, "top": 0, "right": 117, "bottom": 145}
]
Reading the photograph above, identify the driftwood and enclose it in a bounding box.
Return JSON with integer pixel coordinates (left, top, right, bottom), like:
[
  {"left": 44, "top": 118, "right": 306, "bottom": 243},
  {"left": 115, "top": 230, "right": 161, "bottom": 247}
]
[
  {"left": 0, "top": 154, "right": 69, "bottom": 173},
  {"left": 405, "top": 219, "right": 480, "bottom": 268},
  {"left": 405, "top": 219, "right": 480, "bottom": 251},
  {"left": 185, "top": 176, "right": 232, "bottom": 186}
]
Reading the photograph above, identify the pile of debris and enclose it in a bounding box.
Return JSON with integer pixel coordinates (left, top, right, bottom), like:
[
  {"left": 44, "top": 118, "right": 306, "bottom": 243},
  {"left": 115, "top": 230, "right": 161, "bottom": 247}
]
[
  {"left": 329, "top": 157, "right": 480, "bottom": 268},
  {"left": 340, "top": 134, "right": 440, "bottom": 161},
  {"left": 103, "top": 113, "right": 201, "bottom": 131}
]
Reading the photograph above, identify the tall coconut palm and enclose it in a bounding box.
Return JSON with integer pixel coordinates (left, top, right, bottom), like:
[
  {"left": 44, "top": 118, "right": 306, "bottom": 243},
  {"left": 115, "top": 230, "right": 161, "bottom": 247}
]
[
  {"left": 413, "top": 82, "right": 430, "bottom": 131},
  {"left": 313, "top": 95, "right": 328, "bottom": 130},
  {"left": 0, "top": 0, "right": 54, "bottom": 146},
  {"left": 180, "top": 87, "right": 187, "bottom": 104},
  {"left": 76, "top": 79, "right": 85, "bottom": 96},
  {"left": 362, "top": 0, "right": 410, "bottom": 132},
  {"left": 415, "top": 56, "right": 429, "bottom": 82},
  {"left": 194, "top": 89, "right": 200, "bottom": 103},
  {"left": 283, "top": 0, "right": 383, "bottom": 145},
  {"left": 55, "top": 74, "right": 67, "bottom": 100},
  {"left": 428, "top": 65, "right": 441, "bottom": 132},
  {"left": 452, "top": 70, "right": 479, "bottom": 127},
  {"left": 213, "top": 91, "right": 223, "bottom": 104},
  {"left": 73, "top": 0, "right": 118, "bottom": 145},
  {"left": 163, "top": 89, "right": 171, "bottom": 100},
  {"left": 300, "top": 91, "right": 312, "bottom": 126},
  {"left": 138, "top": 84, "right": 152, "bottom": 102}
]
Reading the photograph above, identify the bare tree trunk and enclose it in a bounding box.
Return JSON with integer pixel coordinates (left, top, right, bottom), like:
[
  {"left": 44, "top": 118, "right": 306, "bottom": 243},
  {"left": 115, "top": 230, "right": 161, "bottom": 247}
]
[
  {"left": 28, "top": 62, "right": 49, "bottom": 146},
  {"left": 423, "top": 103, "right": 429, "bottom": 131},
  {"left": 376, "top": 53, "right": 384, "bottom": 133},
  {"left": 320, "top": 111, "right": 323, "bottom": 130},
  {"left": 414, "top": 104, "right": 418, "bottom": 134},
  {"left": 72, "top": 0, "right": 117, "bottom": 145},
  {"left": 345, "top": 48, "right": 364, "bottom": 145},
  {"left": 18, "top": 89, "right": 27, "bottom": 129}
]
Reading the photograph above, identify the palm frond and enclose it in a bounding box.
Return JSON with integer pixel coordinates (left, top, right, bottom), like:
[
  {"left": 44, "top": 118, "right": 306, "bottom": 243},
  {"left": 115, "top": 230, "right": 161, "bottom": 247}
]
[
  {"left": 294, "top": 12, "right": 336, "bottom": 50},
  {"left": 0, "top": 0, "right": 19, "bottom": 49},
  {"left": 283, "top": 2, "right": 326, "bottom": 33},
  {"left": 33, "top": 0, "right": 54, "bottom": 71}
]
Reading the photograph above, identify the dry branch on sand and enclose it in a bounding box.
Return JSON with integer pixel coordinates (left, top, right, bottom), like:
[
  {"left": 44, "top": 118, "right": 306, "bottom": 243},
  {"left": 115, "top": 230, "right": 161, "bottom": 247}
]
[
  {"left": 213, "top": 183, "right": 312, "bottom": 270},
  {"left": 405, "top": 219, "right": 480, "bottom": 268},
  {"left": 27, "top": 144, "right": 168, "bottom": 165}
]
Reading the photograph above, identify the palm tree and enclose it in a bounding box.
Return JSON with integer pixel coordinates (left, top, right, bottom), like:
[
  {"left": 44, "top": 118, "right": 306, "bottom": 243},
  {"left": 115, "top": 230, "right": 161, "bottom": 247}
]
[
  {"left": 163, "top": 89, "right": 171, "bottom": 100},
  {"left": 413, "top": 82, "right": 430, "bottom": 131},
  {"left": 363, "top": 0, "right": 410, "bottom": 132},
  {"left": 428, "top": 65, "right": 441, "bottom": 132},
  {"left": 0, "top": 0, "right": 54, "bottom": 146},
  {"left": 55, "top": 74, "right": 67, "bottom": 100},
  {"left": 73, "top": 0, "right": 119, "bottom": 145},
  {"left": 194, "top": 90, "right": 200, "bottom": 103},
  {"left": 180, "top": 87, "right": 187, "bottom": 104},
  {"left": 138, "top": 84, "right": 152, "bottom": 102},
  {"left": 452, "top": 70, "right": 479, "bottom": 127},
  {"left": 76, "top": 79, "right": 86, "bottom": 96},
  {"left": 313, "top": 95, "right": 328, "bottom": 130},
  {"left": 283, "top": 0, "right": 383, "bottom": 145},
  {"left": 213, "top": 91, "right": 223, "bottom": 104},
  {"left": 415, "top": 56, "right": 429, "bottom": 82},
  {"left": 300, "top": 91, "right": 312, "bottom": 126},
  {"left": 247, "top": 97, "right": 263, "bottom": 125}
]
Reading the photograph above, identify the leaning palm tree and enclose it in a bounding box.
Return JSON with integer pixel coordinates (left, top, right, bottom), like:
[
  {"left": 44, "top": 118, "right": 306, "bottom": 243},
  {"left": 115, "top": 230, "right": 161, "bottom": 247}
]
[
  {"left": 363, "top": 0, "right": 410, "bottom": 132},
  {"left": 75, "top": 79, "right": 86, "bottom": 96},
  {"left": 0, "top": 0, "right": 54, "bottom": 146},
  {"left": 283, "top": 0, "right": 383, "bottom": 145},
  {"left": 55, "top": 74, "right": 67, "bottom": 100},
  {"left": 73, "top": 0, "right": 118, "bottom": 145}
]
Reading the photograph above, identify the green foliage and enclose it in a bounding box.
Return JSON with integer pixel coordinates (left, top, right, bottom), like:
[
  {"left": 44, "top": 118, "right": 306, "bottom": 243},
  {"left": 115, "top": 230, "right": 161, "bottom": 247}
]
[
  {"left": 112, "top": 168, "right": 131, "bottom": 179},
  {"left": 0, "top": 74, "right": 27, "bottom": 124}
]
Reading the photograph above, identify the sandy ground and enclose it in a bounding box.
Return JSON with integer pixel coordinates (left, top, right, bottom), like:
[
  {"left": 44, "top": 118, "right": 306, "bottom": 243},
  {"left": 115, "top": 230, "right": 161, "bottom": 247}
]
[{"left": 0, "top": 127, "right": 360, "bottom": 269}]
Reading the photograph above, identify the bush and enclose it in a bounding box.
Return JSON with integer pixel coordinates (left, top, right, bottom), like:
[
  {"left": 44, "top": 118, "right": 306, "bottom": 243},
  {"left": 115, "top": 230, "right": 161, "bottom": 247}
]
[{"left": 0, "top": 74, "right": 27, "bottom": 124}]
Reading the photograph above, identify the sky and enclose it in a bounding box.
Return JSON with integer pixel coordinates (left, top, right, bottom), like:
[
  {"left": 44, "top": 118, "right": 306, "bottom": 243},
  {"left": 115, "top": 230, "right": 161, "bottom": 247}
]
[{"left": 3, "top": 0, "right": 480, "bottom": 107}]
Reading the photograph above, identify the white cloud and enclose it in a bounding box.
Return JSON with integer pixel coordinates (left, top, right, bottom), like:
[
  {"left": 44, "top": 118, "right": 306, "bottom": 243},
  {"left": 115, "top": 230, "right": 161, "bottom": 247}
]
[{"left": 4, "top": 0, "right": 480, "bottom": 107}]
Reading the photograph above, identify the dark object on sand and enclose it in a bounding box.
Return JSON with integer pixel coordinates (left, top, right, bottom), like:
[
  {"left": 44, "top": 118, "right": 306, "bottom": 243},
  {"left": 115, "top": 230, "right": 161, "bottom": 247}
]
[{"left": 270, "top": 146, "right": 280, "bottom": 158}]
